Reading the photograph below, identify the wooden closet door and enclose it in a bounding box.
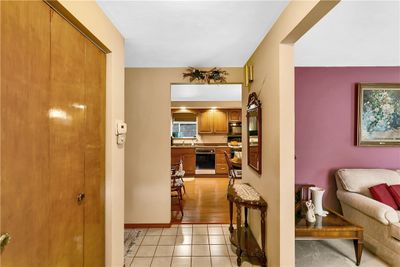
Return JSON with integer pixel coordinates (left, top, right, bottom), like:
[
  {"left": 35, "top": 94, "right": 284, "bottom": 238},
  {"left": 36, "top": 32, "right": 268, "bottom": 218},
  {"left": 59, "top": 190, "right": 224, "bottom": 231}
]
[
  {"left": 1, "top": 2, "right": 105, "bottom": 267},
  {"left": 83, "top": 39, "right": 106, "bottom": 267},
  {"left": 0, "top": 1, "right": 51, "bottom": 266},
  {"left": 48, "top": 10, "right": 85, "bottom": 267}
]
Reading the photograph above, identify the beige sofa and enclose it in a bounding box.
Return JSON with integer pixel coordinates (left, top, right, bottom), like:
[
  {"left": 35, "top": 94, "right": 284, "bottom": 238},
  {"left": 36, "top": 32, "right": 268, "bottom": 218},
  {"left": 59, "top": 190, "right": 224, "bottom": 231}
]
[{"left": 336, "top": 169, "right": 400, "bottom": 266}]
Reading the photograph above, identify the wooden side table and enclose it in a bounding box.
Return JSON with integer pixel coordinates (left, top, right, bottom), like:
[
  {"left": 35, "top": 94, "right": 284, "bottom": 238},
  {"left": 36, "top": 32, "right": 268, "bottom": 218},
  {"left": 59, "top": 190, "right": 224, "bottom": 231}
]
[
  {"left": 227, "top": 184, "right": 268, "bottom": 267},
  {"left": 295, "top": 208, "right": 364, "bottom": 266},
  {"left": 295, "top": 184, "right": 364, "bottom": 266}
]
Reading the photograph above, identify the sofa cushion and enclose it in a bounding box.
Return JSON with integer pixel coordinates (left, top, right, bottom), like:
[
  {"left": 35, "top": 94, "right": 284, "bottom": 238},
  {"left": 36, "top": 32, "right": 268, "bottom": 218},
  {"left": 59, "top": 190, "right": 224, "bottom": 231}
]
[
  {"left": 391, "top": 222, "right": 400, "bottom": 240},
  {"left": 369, "top": 183, "right": 399, "bottom": 210},
  {"left": 337, "top": 169, "right": 400, "bottom": 197},
  {"left": 388, "top": 185, "right": 400, "bottom": 207}
]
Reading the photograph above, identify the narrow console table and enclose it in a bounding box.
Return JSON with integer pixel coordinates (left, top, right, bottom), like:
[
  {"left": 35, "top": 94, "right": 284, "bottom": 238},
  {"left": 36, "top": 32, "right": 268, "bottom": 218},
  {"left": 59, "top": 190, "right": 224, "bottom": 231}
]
[{"left": 227, "top": 184, "right": 268, "bottom": 267}]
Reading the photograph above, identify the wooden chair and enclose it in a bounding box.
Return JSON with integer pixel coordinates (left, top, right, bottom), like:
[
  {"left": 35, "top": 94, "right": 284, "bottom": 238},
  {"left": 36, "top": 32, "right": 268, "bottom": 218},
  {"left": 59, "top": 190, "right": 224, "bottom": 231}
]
[
  {"left": 171, "top": 159, "right": 186, "bottom": 194},
  {"left": 224, "top": 151, "right": 238, "bottom": 187},
  {"left": 171, "top": 162, "right": 184, "bottom": 216}
]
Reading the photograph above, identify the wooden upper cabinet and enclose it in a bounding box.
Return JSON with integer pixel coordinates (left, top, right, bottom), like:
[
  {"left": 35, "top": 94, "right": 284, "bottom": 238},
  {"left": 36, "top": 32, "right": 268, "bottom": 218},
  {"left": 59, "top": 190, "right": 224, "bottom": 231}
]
[
  {"left": 229, "top": 110, "right": 241, "bottom": 122},
  {"left": 213, "top": 110, "right": 228, "bottom": 134},
  {"left": 198, "top": 109, "right": 228, "bottom": 134},
  {"left": 198, "top": 110, "right": 213, "bottom": 134}
]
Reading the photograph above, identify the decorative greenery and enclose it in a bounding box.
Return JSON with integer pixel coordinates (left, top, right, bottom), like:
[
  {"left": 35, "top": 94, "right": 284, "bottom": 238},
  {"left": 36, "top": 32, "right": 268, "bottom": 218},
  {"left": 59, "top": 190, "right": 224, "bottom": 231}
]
[
  {"left": 362, "top": 89, "right": 400, "bottom": 134},
  {"left": 182, "top": 67, "right": 228, "bottom": 83}
]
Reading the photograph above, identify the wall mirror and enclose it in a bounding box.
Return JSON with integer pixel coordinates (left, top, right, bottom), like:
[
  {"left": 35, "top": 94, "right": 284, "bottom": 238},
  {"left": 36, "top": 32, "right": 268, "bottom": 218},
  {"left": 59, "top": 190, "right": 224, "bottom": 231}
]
[{"left": 247, "top": 92, "right": 262, "bottom": 174}]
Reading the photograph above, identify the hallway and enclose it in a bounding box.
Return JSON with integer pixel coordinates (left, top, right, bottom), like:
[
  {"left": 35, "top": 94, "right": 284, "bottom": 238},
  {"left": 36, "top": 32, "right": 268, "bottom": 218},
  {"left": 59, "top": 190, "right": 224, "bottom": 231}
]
[{"left": 172, "top": 178, "right": 234, "bottom": 224}]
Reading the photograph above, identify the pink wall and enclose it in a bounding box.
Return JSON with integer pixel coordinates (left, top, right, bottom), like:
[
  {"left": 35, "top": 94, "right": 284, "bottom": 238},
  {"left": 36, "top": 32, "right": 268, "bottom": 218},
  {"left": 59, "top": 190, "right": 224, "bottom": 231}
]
[{"left": 295, "top": 67, "right": 400, "bottom": 211}]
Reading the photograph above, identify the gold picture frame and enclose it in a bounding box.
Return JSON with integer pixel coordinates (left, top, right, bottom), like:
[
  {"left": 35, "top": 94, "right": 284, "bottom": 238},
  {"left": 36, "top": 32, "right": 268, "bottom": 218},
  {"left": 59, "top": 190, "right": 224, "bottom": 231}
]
[{"left": 357, "top": 83, "right": 400, "bottom": 146}]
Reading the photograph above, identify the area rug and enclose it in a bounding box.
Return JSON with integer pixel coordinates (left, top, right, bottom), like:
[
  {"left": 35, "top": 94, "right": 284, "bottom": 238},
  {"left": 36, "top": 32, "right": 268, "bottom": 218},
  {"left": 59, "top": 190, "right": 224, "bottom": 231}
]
[
  {"left": 296, "top": 240, "right": 388, "bottom": 267},
  {"left": 124, "top": 229, "right": 145, "bottom": 257}
]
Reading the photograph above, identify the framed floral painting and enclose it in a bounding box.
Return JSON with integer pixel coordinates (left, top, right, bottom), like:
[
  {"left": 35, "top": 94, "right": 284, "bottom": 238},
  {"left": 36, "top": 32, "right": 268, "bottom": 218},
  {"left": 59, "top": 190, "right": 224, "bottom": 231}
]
[{"left": 357, "top": 83, "right": 400, "bottom": 146}]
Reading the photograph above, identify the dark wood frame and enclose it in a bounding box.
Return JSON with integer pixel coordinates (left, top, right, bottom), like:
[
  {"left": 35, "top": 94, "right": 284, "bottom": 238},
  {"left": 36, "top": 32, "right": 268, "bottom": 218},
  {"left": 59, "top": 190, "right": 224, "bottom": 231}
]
[
  {"left": 247, "top": 92, "right": 262, "bottom": 174},
  {"left": 357, "top": 83, "right": 400, "bottom": 147}
]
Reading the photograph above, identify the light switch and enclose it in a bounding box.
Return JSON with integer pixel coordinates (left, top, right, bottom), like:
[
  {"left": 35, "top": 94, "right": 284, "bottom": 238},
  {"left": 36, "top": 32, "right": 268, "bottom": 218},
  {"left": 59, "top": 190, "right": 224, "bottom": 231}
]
[{"left": 116, "top": 121, "right": 127, "bottom": 134}]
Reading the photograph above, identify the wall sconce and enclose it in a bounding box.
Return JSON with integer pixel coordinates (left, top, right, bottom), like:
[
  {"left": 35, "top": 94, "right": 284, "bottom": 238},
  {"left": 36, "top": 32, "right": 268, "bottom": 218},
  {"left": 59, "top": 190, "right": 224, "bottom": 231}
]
[{"left": 245, "top": 64, "right": 254, "bottom": 88}]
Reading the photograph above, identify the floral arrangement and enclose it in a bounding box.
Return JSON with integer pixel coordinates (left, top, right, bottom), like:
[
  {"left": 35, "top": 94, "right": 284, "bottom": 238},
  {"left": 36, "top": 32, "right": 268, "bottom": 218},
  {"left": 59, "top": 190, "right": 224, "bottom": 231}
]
[
  {"left": 362, "top": 90, "right": 400, "bottom": 134},
  {"left": 182, "top": 67, "right": 228, "bottom": 83}
]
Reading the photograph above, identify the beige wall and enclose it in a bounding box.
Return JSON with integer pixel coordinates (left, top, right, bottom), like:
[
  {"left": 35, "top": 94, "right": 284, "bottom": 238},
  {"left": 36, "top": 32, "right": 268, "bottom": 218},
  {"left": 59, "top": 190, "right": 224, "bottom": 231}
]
[
  {"left": 125, "top": 68, "right": 243, "bottom": 223},
  {"left": 58, "top": 1, "right": 125, "bottom": 267},
  {"left": 241, "top": 1, "right": 339, "bottom": 266},
  {"left": 171, "top": 101, "right": 242, "bottom": 109}
]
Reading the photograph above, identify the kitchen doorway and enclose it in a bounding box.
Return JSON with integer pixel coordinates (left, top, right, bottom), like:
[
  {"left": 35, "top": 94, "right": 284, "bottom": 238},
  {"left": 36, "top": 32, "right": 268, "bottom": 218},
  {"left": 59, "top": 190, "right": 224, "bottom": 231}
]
[{"left": 170, "top": 83, "right": 243, "bottom": 223}]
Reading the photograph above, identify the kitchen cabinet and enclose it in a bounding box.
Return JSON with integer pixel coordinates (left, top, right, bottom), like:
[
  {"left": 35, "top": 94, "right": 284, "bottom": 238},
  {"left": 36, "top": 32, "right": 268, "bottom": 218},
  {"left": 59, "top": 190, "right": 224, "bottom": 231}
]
[
  {"left": 198, "top": 110, "right": 213, "bottom": 133},
  {"left": 198, "top": 110, "right": 228, "bottom": 134},
  {"left": 213, "top": 110, "right": 229, "bottom": 133},
  {"left": 171, "top": 148, "right": 196, "bottom": 175},
  {"left": 229, "top": 109, "right": 242, "bottom": 122},
  {"left": 215, "top": 148, "right": 231, "bottom": 175}
]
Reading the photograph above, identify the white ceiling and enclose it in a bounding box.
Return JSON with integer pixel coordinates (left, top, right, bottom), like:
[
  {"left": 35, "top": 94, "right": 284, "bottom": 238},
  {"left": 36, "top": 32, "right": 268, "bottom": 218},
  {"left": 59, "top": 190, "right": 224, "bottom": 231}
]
[
  {"left": 295, "top": 0, "right": 400, "bottom": 66},
  {"left": 98, "top": 0, "right": 400, "bottom": 67},
  {"left": 97, "top": 1, "right": 289, "bottom": 67},
  {"left": 171, "top": 84, "right": 242, "bottom": 101}
]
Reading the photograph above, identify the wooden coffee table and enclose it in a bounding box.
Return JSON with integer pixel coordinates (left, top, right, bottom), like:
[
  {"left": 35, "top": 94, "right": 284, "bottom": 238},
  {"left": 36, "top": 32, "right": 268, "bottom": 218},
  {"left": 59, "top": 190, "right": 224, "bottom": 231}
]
[{"left": 295, "top": 208, "right": 364, "bottom": 266}]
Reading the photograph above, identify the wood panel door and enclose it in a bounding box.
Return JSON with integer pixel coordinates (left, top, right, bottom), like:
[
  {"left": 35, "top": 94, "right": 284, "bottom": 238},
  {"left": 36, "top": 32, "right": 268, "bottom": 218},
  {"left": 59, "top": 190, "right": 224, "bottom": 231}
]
[
  {"left": 1, "top": 2, "right": 105, "bottom": 266},
  {"left": 213, "top": 110, "right": 228, "bottom": 134},
  {"left": 198, "top": 110, "right": 213, "bottom": 133},
  {"left": 1, "top": 2, "right": 51, "bottom": 266},
  {"left": 49, "top": 10, "right": 86, "bottom": 267},
  {"left": 83, "top": 38, "right": 106, "bottom": 267}
]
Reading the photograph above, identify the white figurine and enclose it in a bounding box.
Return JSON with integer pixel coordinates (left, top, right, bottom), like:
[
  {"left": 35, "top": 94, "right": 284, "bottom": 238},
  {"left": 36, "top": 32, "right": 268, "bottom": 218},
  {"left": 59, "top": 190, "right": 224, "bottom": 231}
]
[{"left": 305, "top": 200, "right": 316, "bottom": 223}]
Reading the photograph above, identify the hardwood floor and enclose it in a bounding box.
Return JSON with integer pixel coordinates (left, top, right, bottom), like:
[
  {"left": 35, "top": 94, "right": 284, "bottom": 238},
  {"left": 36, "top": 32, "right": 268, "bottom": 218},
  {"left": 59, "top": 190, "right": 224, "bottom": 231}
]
[{"left": 171, "top": 178, "right": 235, "bottom": 224}]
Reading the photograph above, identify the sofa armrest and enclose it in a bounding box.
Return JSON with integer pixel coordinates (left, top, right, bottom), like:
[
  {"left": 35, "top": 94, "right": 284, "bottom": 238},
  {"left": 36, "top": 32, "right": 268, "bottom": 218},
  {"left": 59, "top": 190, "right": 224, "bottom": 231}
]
[{"left": 337, "top": 190, "right": 399, "bottom": 225}]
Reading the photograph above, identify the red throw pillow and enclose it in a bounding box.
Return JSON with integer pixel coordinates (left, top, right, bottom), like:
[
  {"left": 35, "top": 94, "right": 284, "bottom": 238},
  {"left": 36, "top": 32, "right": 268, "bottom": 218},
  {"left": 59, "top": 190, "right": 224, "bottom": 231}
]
[
  {"left": 369, "top": 183, "right": 399, "bottom": 210},
  {"left": 388, "top": 185, "right": 400, "bottom": 208}
]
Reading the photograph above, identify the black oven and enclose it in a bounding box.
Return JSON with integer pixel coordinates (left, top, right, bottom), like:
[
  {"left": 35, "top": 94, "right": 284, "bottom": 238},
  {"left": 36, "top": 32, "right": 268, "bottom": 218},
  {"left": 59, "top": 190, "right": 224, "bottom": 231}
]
[{"left": 195, "top": 148, "right": 215, "bottom": 175}]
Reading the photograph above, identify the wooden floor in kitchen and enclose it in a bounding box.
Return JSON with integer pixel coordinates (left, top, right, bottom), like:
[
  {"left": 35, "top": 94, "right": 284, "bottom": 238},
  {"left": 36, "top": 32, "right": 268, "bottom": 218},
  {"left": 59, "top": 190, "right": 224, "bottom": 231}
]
[{"left": 171, "top": 178, "right": 236, "bottom": 224}]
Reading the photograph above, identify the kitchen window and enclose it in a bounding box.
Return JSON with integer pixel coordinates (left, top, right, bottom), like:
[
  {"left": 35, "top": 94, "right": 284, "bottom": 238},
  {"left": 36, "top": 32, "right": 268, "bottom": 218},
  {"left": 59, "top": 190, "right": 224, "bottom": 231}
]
[
  {"left": 172, "top": 111, "right": 197, "bottom": 138},
  {"left": 172, "top": 121, "right": 197, "bottom": 138}
]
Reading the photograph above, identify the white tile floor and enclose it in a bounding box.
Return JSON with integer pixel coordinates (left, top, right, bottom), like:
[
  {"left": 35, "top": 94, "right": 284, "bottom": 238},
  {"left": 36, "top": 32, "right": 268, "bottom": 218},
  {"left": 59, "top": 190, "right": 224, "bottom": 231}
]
[
  {"left": 124, "top": 224, "right": 256, "bottom": 267},
  {"left": 126, "top": 224, "right": 389, "bottom": 267}
]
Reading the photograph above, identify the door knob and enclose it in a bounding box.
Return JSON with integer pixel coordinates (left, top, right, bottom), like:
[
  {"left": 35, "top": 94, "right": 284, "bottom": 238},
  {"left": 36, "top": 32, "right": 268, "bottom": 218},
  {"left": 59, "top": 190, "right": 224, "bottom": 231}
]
[
  {"left": 77, "top": 192, "right": 85, "bottom": 204},
  {"left": 0, "top": 233, "right": 11, "bottom": 251}
]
